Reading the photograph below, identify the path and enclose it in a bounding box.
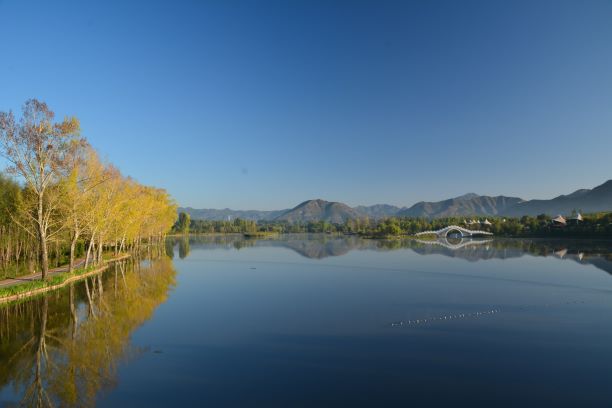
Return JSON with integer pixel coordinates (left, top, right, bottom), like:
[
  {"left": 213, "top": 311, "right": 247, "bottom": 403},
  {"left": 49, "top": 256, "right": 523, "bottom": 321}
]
[{"left": 0, "top": 259, "right": 85, "bottom": 289}]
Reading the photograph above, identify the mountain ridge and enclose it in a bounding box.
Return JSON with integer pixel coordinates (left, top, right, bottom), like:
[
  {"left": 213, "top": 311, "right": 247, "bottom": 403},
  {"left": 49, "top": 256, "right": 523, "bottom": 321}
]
[
  {"left": 274, "top": 199, "right": 361, "bottom": 223},
  {"left": 180, "top": 179, "right": 612, "bottom": 222}
]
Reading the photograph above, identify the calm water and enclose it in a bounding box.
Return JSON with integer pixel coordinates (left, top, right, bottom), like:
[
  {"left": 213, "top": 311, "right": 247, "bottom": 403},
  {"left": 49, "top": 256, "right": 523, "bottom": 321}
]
[{"left": 2, "top": 235, "right": 612, "bottom": 407}]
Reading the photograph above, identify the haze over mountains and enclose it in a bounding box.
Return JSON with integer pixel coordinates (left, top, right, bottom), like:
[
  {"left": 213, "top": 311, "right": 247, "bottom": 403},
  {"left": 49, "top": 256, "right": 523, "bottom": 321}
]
[
  {"left": 180, "top": 180, "right": 612, "bottom": 222},
  {"left": 179, "top": 208, "right": 286, "bottom": 222}
]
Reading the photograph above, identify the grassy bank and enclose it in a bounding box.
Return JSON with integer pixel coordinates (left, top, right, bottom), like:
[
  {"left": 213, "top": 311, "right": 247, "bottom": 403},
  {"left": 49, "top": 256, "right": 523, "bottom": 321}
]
[{"left": 0, "top": 254, "right": 131, "bottom": 304}]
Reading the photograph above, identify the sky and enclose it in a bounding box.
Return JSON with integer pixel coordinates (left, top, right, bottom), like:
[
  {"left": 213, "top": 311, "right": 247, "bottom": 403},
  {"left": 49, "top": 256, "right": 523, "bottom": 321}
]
[{"left": 0, "top": 0, "right": 611, "bottom": 210}]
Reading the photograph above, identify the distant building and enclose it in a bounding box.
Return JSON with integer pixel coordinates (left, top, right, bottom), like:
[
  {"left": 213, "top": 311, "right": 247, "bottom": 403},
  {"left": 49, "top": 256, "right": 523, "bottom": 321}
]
[
  {"left": 482, "top": 219, "right": 492, "bottom": 226},
  {"left": 552, "top": 215, "right": 567, "bottom": 227},
  {"left": 568, "top": 213, "right": 583, "bottom": 225}
]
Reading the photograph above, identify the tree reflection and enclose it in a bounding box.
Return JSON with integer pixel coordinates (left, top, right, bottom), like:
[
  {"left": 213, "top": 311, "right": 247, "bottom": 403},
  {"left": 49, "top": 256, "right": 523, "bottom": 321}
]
[
  {"left": 166, "top": 234, "right": 612, "bottom": 274},
  {"left": 165, "top": 238, "right": 175, "bottom": 259},
  {"left": 178, "top": 236, "right": 190, "bottom": 259},
  {"left": 0, "top": 257, "right": 176, "bottom": 407}
]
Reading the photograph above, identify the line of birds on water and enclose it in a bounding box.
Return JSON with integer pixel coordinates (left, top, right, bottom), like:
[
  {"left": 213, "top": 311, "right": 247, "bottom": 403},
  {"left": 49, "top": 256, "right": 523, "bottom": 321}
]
[
  {"left": 390, "top": 300, "right": 585, "bottom": 328},
  {"left": 390, "top": 309, "right": 500, "bottom": 327}
]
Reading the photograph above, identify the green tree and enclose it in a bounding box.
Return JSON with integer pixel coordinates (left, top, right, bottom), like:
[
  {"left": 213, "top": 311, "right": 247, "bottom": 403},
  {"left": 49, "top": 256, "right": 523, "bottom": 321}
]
[{"left": 177, "top": 211, "right": 191, "bottom": 234}]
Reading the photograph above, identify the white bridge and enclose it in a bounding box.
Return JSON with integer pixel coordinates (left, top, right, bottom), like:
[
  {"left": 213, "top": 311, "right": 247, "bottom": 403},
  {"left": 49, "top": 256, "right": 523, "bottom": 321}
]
[{"left": 415, "top": 225, "right": 493, "bottom": 238}]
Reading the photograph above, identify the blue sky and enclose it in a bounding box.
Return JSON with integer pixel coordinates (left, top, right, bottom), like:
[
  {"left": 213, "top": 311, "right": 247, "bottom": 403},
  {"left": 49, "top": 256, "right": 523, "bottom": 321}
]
[{"left": 1, "top": 0, "right": 611, "bottom": 210}]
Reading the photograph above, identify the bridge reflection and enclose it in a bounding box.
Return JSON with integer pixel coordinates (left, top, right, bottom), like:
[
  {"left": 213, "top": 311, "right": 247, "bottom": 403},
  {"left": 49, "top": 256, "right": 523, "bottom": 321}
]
[
  {"left": 414, "top": 237, "right": 494, "bottom": 250},
  {"left": 415, "top": 225, "right": 494, "bottom": 238},
  {"left": 167, "top": 235, "right": 612, "bottom": 275}
]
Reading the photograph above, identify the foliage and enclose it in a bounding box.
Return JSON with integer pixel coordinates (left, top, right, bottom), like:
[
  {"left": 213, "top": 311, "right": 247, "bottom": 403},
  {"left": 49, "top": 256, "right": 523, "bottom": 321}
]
[
  {"left": 0, "top": 100, "right": 177, "bottom": 280},
  {"left": 176, "top": 212, "right": 612, "bottom": 238},
  {"left": 176, "top": 211, "right": 191, "bottom": 234}
]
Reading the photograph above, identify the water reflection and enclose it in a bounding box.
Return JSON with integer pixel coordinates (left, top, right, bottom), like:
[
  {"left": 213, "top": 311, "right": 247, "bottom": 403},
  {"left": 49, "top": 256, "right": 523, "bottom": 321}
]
[
  {"left": 1, "top": 236, "right": 609, "bottom": 406},
  {"left": 413, "top": 236, "right": 494, "bottom": 249},
  {"left": 178, "top": 236, "right": 190, "bottom": 259},
  {"left": 0, "top": 258, "right": 176, "bottom": 407},
  {"left": 167, "top": 234, "right": 612, "bottom": 274}
]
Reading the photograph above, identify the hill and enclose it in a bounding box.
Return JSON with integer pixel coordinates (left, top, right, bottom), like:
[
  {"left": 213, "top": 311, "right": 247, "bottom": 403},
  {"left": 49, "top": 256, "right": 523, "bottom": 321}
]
[
  {"left": 274, "top": 199, "right": 361, "bottom": 223},
  {"left": 502, "top": 180, "right": 612, "bottom": 216},
  {"left": 354, "top": 204, "right": 403, "bottom": 219},
  {"left": 397, "top": 194, "right": 523, "bottom": 218},
  {"left": 179, "top": 180, "right": 612, "bottom": 222}
]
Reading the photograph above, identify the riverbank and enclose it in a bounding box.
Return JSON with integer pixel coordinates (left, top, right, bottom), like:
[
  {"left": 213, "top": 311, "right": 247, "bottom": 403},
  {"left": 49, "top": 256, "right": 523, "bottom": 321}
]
[{"left": 0, "top": 253, "right": 131, "bottom": 304}]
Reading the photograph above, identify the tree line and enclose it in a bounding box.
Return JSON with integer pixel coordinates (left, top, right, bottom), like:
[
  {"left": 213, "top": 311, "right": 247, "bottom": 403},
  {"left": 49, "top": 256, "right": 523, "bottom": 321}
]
[
  {"left": 0, "top": 99, "right": 177, "bottom": 280},
  {"left": 174, "top": 212, "right": 612, "bottom": 237}
]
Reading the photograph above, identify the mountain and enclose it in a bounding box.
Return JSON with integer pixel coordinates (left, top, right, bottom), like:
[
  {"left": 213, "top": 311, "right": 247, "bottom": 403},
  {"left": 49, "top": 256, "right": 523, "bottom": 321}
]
[
  {"left": 179, "top": 207, "right": 287, "bottom": 221},
  {"left": 179, "top": 180, "right": 612, "bottom": 222},
  {"left": 397, "top": 180, "right": 612, "bottom": 218},
  {"left": 354, "top": 204, "right": 403, "bottom": 219},
  {"left": 274, "top": 199, "right": 361, "bottom": 223},
  {"left": 502, "top": 180, "right": 612, "bottom": 216},
  {"left": 397, "top": 194, "right": 523, "bottom": 218}
]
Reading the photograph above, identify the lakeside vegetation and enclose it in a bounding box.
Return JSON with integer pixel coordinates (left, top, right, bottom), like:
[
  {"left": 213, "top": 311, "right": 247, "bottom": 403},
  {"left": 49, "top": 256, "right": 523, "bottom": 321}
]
[
  {"left": 0, "top": 253, "right": 131, "bottom": 302},
  {"left": 174, "top": 211, "right": 612, "bottom": 238},
  {"left": 0, "top": 100, "right": 176, "bottom": 281}
]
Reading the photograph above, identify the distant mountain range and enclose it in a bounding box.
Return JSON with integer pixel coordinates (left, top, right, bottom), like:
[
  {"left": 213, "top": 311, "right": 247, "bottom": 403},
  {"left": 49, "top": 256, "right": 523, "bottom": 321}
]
[
  {"left": 397, "top": 193, "right": 523, "bottom": 218},
  {"left": 179, "top": 179, "right": 612, "bottom": 222},
  {"left": 502, "top": 180, "right": 612, "bottom": 216},
  {"left": 354, "top": 204, "right": 405, "bottom": 218}
]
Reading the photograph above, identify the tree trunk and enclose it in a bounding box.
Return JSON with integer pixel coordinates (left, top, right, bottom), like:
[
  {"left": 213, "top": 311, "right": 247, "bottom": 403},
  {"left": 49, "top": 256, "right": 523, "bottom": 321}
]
[
  {"left": 97, "top": 236, "right": 103, "bottom": 264},
  {"left": 85, "top": 230, "right": 96, "bottom": 268},
  {"left": 119, "top": 235, "right": 126, "bottom": 254},
  {"left": 69, "top": 230, "right": 79, "bottom": 273},
  {"left": 38, "top": 232, "right": 48, "bottom": 281},
  {"left": 37, "top": 193, "right": 48, "bottom": 280}
]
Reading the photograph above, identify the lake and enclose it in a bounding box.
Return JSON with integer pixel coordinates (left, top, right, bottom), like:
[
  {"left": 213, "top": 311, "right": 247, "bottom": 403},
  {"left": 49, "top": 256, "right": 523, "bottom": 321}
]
[{"left": 2, "top": 235, "right": 612, "bottom": 407}]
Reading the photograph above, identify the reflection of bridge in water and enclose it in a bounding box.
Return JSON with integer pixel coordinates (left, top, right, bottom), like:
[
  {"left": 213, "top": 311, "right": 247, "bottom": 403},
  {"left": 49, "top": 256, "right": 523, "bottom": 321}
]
[
  {"left": 172, "top": 235, "right": 612, "bottom": 275},
  {"left": 415, "top": 225, "right": 493, "bottom": 238},
  {"left": 414, "top": 237, "right": 494, "bottom": 250}
]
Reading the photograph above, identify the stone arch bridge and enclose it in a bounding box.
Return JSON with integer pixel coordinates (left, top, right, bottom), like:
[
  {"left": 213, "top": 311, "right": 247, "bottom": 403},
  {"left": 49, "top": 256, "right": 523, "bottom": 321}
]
[{"left": 414, "top": 225, "right": 493, "bottom": 238}]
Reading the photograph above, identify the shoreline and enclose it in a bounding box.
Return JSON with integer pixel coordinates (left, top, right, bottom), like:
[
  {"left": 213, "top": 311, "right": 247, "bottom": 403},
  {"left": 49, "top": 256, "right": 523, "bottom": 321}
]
[
  {"left": 171, "top": 232, "right": 612, "bottom": 241},
  {"left": 0, "top": 253, "right": 131, "bottom": 304}
]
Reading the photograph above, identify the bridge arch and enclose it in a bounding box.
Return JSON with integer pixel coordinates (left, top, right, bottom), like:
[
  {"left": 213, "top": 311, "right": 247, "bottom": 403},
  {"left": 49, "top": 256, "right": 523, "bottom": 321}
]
[
  {"left": 414, "top": 225, "right": 493, "bottom": 239},
  {"left": 444, "top": 228, "right": 464, "bottom": 238}
]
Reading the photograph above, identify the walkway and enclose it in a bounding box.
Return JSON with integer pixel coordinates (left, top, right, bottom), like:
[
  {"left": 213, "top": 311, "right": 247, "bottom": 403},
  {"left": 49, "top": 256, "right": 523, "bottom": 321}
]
[{"left": 0, "top": 259, "right": 85, "bottom": 289}]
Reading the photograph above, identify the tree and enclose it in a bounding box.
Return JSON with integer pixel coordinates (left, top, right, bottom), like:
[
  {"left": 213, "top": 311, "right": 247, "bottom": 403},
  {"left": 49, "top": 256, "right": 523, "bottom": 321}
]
[
  {"left": 177, "top": 212, "right": 191, "bottom": 234},
  {"left": 0, "top": 99, "right": 82, "bottom": 280},
  {"left": 62, "top": 145, "right": 106, "bottom": 272}
]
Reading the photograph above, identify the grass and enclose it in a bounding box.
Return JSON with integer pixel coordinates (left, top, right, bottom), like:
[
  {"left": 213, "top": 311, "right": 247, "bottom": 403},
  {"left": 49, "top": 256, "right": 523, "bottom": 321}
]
[
  {"left": 0, "top": 264, "right": 101, "bottom": 299},
  {"left": 0, "top": 254, "right": 130, "bottom": 301},
  {"left": 0, "top": 263, "right": 31, "bottom": 280}
]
